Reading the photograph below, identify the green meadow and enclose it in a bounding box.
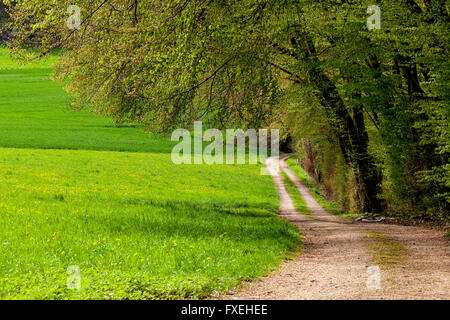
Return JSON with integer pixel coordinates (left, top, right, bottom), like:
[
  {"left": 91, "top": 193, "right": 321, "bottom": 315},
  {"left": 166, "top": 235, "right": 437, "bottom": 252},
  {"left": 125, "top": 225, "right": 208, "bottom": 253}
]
[
  {"left": 0, "top": 48, "right": 300, "bottom": 299},
  {"left": 0, "top": 48, "right": 174, "bottom": 153}
]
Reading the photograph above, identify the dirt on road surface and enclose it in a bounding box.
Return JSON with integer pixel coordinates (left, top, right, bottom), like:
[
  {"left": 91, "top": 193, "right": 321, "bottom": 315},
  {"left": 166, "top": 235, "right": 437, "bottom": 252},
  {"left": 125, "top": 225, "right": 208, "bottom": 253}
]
[{"left": 218, "top": 156, "right": 449, "bottom": 300}]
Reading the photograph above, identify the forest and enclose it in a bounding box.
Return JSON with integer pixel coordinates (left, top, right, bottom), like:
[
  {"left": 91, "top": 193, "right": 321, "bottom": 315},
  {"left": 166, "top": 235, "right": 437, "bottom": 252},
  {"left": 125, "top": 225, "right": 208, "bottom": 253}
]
[
  {"left": 4, "top": 0, "right": 447, "bottom": 220},
  {"left": 0, "top": 0, "right": 448, "bottom": 301}
]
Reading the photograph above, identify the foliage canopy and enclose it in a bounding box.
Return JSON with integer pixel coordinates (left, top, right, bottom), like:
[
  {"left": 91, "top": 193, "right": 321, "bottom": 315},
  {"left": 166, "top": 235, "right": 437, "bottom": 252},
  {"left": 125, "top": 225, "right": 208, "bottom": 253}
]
[{"left": 5, "top": 0, "right": 449, "bottom": 218}]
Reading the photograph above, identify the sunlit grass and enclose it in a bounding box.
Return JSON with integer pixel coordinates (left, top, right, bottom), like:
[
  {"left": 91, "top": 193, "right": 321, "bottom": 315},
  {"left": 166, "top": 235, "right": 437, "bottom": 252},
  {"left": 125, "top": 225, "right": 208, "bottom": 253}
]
[
  {"left": 0, "top": 148, "right": 300, "bottom": 299},
  {"left": 0, "top": 49, "right": 300, "bottom": 299},
  {"left": 0, "top": 47, "right": 176, "bottom": 153},
  {"left": 0, "top": 47, "right": 60, "bottom": 70}
]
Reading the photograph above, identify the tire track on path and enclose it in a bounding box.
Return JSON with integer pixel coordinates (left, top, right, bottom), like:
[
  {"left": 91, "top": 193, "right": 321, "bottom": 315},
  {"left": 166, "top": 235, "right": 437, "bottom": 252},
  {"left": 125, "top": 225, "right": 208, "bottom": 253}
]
[{"left": 218, "top": 156, "right": 449, "bottom": 299}]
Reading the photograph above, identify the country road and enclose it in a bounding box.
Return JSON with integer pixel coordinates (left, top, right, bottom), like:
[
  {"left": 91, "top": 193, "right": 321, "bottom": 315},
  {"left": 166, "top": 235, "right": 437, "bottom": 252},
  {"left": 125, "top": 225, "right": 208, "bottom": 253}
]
[{"left": 218, "top": 156, "right": 450, "bottom": 300}]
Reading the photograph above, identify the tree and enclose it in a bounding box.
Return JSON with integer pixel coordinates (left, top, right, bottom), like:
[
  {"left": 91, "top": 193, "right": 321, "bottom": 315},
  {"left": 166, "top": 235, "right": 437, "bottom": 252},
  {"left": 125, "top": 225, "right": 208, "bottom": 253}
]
[{"left": 7, "top": 0, "right": 449, "bottom": 217}]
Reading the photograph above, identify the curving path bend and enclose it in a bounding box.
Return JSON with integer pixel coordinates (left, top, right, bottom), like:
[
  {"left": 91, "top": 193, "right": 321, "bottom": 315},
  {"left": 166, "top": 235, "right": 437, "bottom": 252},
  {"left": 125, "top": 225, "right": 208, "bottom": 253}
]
[{"left": 218, "top": 156, "right": 449, "bottom": 300}]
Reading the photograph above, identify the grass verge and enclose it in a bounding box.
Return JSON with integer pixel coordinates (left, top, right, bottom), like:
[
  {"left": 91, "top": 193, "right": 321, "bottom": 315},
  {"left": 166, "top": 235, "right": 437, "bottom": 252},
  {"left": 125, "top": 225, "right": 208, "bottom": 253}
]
[
  {"left": 367, "top": 232, "right": 407, "bottom": 269},
  {"left": 285, "top": 157, "right": 361, "bottom": 219},
  {"left": 281, "top": 172, "right": 312, "bottom": 217}
]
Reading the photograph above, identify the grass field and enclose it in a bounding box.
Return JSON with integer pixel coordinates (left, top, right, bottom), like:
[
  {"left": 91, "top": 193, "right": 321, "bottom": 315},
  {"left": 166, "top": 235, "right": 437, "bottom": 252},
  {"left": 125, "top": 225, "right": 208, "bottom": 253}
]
[
  {"left": 0, "top": 48, "right": 300, "bottom": 299},
  {"left": 0, "top": 48, "right": 174, "bottom": 153}
]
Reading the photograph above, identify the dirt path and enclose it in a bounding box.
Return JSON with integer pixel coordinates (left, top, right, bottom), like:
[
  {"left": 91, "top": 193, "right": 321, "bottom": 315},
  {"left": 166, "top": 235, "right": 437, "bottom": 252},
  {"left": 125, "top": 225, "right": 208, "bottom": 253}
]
[{"left": 219, "top": 156, "right": 449, "bottom": 300}]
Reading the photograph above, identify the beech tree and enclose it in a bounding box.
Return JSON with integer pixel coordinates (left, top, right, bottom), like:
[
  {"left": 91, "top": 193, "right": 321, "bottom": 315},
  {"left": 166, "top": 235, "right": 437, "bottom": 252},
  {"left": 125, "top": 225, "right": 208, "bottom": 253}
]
[{"left": 5, "top": 0, "right": 448, "bottom": 217}]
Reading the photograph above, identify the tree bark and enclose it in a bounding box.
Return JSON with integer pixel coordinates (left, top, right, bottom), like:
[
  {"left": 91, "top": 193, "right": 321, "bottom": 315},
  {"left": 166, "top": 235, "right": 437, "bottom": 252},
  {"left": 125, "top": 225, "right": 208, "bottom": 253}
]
[{"left": 301, "top": 37, "right": 383, "bottom": 213}]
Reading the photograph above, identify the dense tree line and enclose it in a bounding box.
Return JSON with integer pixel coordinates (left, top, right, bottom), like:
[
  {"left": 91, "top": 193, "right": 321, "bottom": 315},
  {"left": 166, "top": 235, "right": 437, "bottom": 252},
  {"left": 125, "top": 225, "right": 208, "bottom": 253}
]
[
  {"left": 4, "top": 0, "right": 449, "bottom": 219},
  {"left": 0, "top": 2, "right": 8, "bottom": 18},
  {"left": 0, "top": 3, "right": 8, "bottom": 41}
]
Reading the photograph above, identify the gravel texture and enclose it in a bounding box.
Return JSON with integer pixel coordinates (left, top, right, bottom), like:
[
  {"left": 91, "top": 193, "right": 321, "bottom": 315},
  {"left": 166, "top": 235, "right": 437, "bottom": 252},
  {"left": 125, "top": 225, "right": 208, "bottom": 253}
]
[{"left": 217, "top": 156, "right": 449, "bottom": 300}]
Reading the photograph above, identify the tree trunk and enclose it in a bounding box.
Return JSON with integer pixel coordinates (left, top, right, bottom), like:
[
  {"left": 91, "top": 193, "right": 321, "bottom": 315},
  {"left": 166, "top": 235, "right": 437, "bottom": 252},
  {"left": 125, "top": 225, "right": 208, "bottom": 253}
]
[{"left": 301, "top": 37, "right": 383, "bottom": 213}]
